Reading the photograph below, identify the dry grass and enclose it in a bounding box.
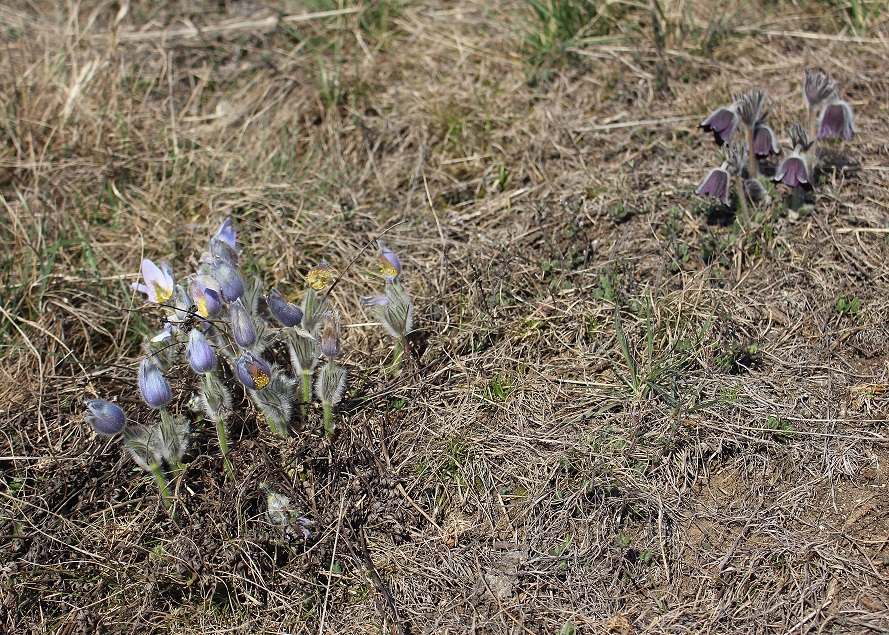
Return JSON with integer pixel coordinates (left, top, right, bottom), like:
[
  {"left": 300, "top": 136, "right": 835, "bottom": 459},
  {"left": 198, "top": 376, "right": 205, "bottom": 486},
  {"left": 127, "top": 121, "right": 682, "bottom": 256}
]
[{"left": 2, "top": 0, "right": 889, "bottom": 633}]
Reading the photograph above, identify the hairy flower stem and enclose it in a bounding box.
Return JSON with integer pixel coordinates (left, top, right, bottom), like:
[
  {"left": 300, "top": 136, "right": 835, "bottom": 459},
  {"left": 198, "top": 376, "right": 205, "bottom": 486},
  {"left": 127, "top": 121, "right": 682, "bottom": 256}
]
[
  {"left": 323, "top": 401, "right": 334, "bottom": 436},
  {"left": 734, "top": 174, "right": 749, "bottom": 223},
  {"left": 791, "top": 186, "right": 802, "bottom": 212},
  {"left": 301, "top": 369, "right": 312, "bottom": 404},
  {"left": 808, "top": 109, "right": 815, "bottom": 146},
  {"left": 392, "top": 338, "right": 405, "bottom": 376},
  {"left": 150, "top": 463, "right": 173, "bottom": 511},
  {"left": 215, "top": 417, "right": 234, "bottom": 480},
  {"left": 746, "top": 127, "right": 757, "bottom": 178}
]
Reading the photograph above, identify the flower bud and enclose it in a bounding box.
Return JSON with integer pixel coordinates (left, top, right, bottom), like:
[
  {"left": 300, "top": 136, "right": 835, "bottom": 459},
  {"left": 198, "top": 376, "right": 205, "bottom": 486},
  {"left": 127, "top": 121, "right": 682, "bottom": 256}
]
[
  {"left": 235, "top": 353, "right": 271, "bottom": 390},
  {"left": 187, "top": 329, "right": 216, "bottom": 373},
  {"left": 320, "top": 311, "right": 341, "bottom": 359},
  {"left": 215, "top": 218, "right": 237, "bottom": 250},
  {"left": 211, "top": 258, "right": 245, "bottom": 302},
  {"left": 266, "top": 288, "right": 304, "bottom": 327},
  {"left": 229, "top": 300, "right": 257, "bottom": 348},
  {"left": 84, "top": 399, "right": 127, "bottom": 436},
  {"left": 210, "top": 236, "right": 238, "bottom": 267},
  {"left": 138, "top": 358, "right": 172, "bottom": 409}
]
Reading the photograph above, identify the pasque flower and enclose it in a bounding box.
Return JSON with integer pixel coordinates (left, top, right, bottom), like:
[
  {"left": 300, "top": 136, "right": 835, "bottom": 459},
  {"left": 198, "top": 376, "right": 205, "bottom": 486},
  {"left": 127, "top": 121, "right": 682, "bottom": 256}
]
[
  {"left": 817, "top": 96, "right": 856, "bottom": 140},
  {"left": 699, "top": 103, "right": 740, "bottom": 146},
  {"left": 379, "top": 244, "right": 401, "bottom": 280},
  {"left": 266, "top": 288, "right": 303, "bottom": 327},
  {"left": 775, "top": 124, "right": 814, "bottom": 190},
  {"left": 85, "top": 399, "right": 127, "bottom": 436},
  {"left": 210, "top": 258, "right": 245, "bottom": 302},
  {"left": 804, "top": 69, "right": 836, "bottom": 112},
  {"left": 215, "top": 218, "right": 237, "bottom": 250},
  {"left": 138, "top": 358, "right": 172, "bottom": 409},
  {"left": 695, "top": 162, "right": 731, "bottom": 205},
  {"left": 189, "top": 279, "right": 223, "bottom": 317},
  {"left": 187, "top": 329, "right": 216, "bottom": 374},
  {"left": 753, "top": 120, "right": 780, "bottom": 157},
  {"left": 132, "top": 259, "right": 175, "bottom": 304},
  {"left": 229, "top": 300, "right": 257, "bottom": 348},
  {"left": 320, "top": 311, "right": 342, "bottom": 358},
  {"left": 234, "top": 353, "right": 271, "bottom": 390}
]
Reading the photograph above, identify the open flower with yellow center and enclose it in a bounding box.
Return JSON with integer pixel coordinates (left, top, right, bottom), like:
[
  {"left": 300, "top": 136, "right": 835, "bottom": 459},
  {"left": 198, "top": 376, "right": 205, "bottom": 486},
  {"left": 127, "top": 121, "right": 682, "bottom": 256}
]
[
  {"left": 132, "top": 259, "right": 175, "bottom": 304},
  {"left": 305, "top": 261, "right": 333, "bottom": 291}
]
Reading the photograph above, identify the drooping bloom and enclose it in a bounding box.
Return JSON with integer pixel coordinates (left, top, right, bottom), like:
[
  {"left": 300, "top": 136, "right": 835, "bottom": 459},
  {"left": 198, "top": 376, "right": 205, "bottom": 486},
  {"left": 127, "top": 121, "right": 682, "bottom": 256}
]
[
  {"left": 234, "top": 353, "right": 271, "bottom": 390},
  {"left": 804, "top": 69, "right": 836, "bottom": 112},
  {"left": 266, "top": 288, "right": 303, "bottom": 327},
  {"left": 817, "top": 96, "right": 856, "bottom": 140},
  {"left": 132, "top": 259, "right": 175, "bottom": 304},
  {"left": 774, "top": 153, "right": 813, "bottom": 189},
  {"left": 695, "top": 162, "right": 731, "bottom": 205},
  {"left": 85, "top": 399, "right": 127, "bottom": 436},
  {"left": 775, "top": 124, "right": 814, "bottom": 190},
  {"left": 752, "top": 121, "right": 780, "bottom": 157},
  {"left": 320, "top": 311, "right": 342, "bottom": 359},
  {"left": 187, "top": 329, "right": 216, "bottom": 374},
  {"left": 229, "top": 300, "right": 257, "bottom": 348},
  {"left": 210, "top": 258, "right": 245, "bottom": 302},
  {"left": 189, "top": 279, "right": 223, "bottom": 317},
  {"left": 379, "top": 244, "right": 402, "bottom": 280},
  {"left": 138, "top": 358, "right": 173, "bottom": 409},
  {"left": 699, "top": 103, "right": 740, "bottom": 146}
]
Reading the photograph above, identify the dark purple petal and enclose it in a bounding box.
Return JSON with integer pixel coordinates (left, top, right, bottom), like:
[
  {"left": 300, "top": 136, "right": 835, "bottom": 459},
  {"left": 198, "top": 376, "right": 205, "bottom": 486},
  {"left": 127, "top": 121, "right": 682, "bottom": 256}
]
[
  {"left": 817, "top": 101, "right": 855, "bottom": 140},
  {"left": 753, "top": 122, "right": 779, "bottom": 156},
  {"left": 700, "top": 106, "right": 739, "bottom": 146},
  {"left": 774, "top": 156, "right": 813, "bottom": 190},
  {"left": 695, "top": 167, "right": 730, "bottom": 205}
]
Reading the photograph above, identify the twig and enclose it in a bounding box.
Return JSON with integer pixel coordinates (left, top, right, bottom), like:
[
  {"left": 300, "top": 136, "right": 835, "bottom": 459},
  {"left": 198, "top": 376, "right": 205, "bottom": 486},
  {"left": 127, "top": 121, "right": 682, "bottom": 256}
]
[{"left": 108, "top": 9, "right": 358, "bottom": 43}]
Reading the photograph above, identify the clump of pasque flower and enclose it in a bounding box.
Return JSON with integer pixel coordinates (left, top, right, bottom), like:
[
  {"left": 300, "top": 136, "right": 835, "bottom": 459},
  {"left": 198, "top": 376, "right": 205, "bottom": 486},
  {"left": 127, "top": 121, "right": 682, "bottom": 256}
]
[
  {"left": 697, "top": 70, "right": 855, "bottom": 217},
  {"left": 363, "top": 244, "right": 414, "bottom": 375}
]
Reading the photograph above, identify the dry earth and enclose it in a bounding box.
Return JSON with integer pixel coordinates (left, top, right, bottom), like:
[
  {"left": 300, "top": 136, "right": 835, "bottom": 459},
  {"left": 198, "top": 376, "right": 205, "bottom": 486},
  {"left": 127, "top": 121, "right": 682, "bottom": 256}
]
[{"left": 1, "top": 0, "right": 888, "bottom": 633}]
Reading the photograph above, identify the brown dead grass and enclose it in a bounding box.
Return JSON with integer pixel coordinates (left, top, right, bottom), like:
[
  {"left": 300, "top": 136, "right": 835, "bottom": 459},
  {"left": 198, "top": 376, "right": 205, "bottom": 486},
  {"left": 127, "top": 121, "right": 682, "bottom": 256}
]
[{"left": 1, "top": 0, "right": 889, "bottom": 633}]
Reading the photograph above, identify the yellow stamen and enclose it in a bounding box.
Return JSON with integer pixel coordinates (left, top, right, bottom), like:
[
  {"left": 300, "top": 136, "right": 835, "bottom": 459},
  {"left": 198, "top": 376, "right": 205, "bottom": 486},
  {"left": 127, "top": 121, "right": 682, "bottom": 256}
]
[
  {"left": 251, "top": 366, "right": 270, "bottom": 390},
  {"left": 306, "top": 264, "right": 333, "bottom": 291},
  {"left": 153, "top": 282, "right": 172, "bottom": 304},
  {"left": 379, "top": 255, "right": 399, "bottom": 278}
]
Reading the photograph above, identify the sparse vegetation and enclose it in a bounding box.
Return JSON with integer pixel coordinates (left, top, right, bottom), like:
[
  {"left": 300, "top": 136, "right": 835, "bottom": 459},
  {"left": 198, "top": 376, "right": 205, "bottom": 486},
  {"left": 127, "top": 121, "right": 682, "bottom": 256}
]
[{"left": 1, "top": 1, "right": 888, "bottom": 634}]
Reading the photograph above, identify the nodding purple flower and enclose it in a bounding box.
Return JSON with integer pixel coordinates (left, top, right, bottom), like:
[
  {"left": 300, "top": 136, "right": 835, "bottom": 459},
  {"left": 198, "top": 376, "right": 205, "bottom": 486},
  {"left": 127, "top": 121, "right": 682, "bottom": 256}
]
[
  {"left": 320, "top": 311, "right": 342, "bottom": 359},
  {"left": 85, "top": 399, "right": 127, "bottom": 436},
  {"left": 699, "top": 103, "right": 740, "bottom": 146},
  {"left": 266, "top": 288, "right": 304, "bottom": 327},
  {"left": 210, "top": 258, "right": 245, "bottom": 302},
  {"left": 695, "top": 162, "right": 731, "bottom": 205},
  {"left": 362, "top": 296, "right": 389, "bottom": 308},
  {"left": 187, "top": 329, "right": 216, "bottom": 374},
  {"left": 215, "top": 218, "right": 237, "bottom": 250},
  {"left": 774, "top": 154, "right": 813, "bottom": 190},
  {"left": 744, "top": 179, "right": 766, "bottom": 204},
  {"left": 132, "top": 259, "right": 175, "bottom": 304},
  {"left": 235, "top": 353, "right": 271, "bottom": 390},
  {"left": 804, "top": 69, "right": 837, "bottom": 111},
  {"left": 138, "top": 358, "right": 172, "bottom": 409},
  {"left": 753, "top": 121, "right": 780, "bottom": 157},
  {"left": 736, "top": 89, "right": 766, "bottom": 128},
  {"left": 379, "top": 244, "right": 402, "bottom": 280},
  {"left": 817, "top": 97, "right": 855, "bottom": 140},
  {"left": 229, "top": 300, "right": 257, "bottom": 348},
  {"left": 189, "top": 279, "right": 223, "bottom": 317},
  {"left": 210, "top": 236, "right": 238, "bottom": 267}
]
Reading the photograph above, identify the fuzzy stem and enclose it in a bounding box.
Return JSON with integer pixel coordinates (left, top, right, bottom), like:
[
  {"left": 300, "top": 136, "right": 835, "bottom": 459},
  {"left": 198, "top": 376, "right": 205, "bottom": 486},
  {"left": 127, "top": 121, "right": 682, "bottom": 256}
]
[
  {"left": 301, "top": 369, "right": 312, "bottom": 403},
  {"left": 808, "top": 108, "right": 815, "bottom": 146},
  {"left": 392, "top": 338, "right": 405, "bottom": 376},
  {"left": 323, "top": 401, "right": 334, "bottom": 436},
  {"left": 746, "top": 127, "right": 757, "bottom": 178},
  {"left": 150, "top": 463, "right": 172, "bottom": 511},
  {"left": 791, "top": 186, "right": 801, "bottom": 212},
  {"left": 734, "top": 174, "right": 749, "bottom": 223},
  {"left": 215, "top": 417, "right": 235, "bottom": 480}
]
